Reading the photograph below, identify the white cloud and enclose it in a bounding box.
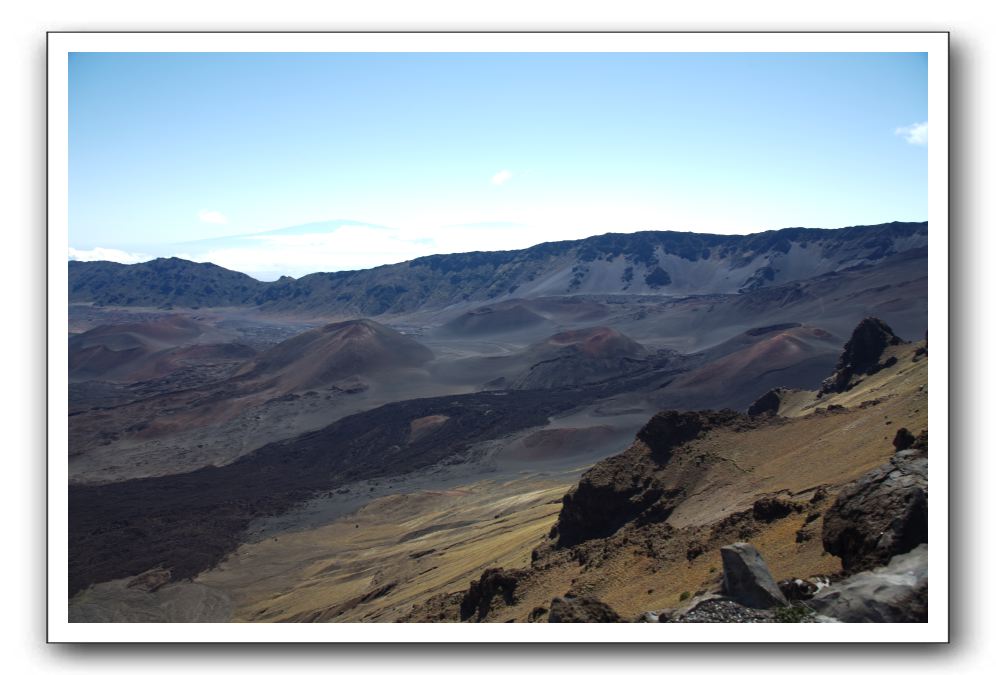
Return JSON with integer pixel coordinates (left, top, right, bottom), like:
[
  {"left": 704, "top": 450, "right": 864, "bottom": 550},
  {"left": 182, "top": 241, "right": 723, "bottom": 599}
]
[
  {"left": 490, "top": 169, "right": 512, "bottom": 186},
  {"left": 153, "top": 196, "right": 778, "bottom": 279},
  {"left": 186, "top": 226, "right": 439, "bottom": 280},
  {"left": 895, "top": 121, "right": 928, "bottom": 146},
  {"left": 198, "top": 209, "right": 229, "bottom": 224},
  {"left": 68, "top": 247, "right": 153, "bottom": 264}
]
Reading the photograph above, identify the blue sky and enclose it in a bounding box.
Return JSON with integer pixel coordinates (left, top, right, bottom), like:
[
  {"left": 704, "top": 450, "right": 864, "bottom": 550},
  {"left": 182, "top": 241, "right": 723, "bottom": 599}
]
[{"left": 68, "top": 52, "right": 928, "bottom": 280}]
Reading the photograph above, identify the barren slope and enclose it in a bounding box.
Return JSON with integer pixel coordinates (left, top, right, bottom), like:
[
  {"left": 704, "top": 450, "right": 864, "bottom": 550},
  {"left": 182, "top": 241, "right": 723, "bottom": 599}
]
[
  {"left": 401, "top": 338, "right": 927, "bottom": 622},
  {"left": 68, "top": 319, "right": 440, "bottom": 483}
]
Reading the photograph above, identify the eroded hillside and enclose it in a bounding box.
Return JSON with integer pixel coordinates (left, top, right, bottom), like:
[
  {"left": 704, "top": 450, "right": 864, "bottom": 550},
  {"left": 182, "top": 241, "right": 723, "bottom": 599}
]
[
  {"left": 69, "top": 222, "right": 927, "bottom": 314},
  {"left": 399, "top": 320, "right": 928, "bottom": 623}
]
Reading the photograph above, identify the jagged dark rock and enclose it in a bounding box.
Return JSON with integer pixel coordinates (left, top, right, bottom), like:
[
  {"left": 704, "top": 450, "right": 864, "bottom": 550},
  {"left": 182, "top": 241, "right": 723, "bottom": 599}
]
[
  {"left": 459, "top": 568, "right": 528, "bottom": 621},
  {"left": 893, "top": 427, "right": 917, "bottom": 451},
  {"left": 636, "top": 409, "right": 729, "bottom": 461},
  {"left": 752, "top": 496, "right": 804, "bottom": 523},
  {"left": 822, "top": 433, "right": 927, "bottom": 573},
  {"left": 547, "top": 595, "right": 623, "bottom": 623},
  {"left": 820, "top": 317, "right": 905, "bottom": 394},
  {"left": 553, "top": 410, "right": 746, "bottom": 547},
  {"left": 720, "top": 542, "right": 788, "bottom": 609},
  {"left": 808, "top": 545, "right": 928, "bottom": 622},
  {"left": 747, "top": 388, "right": 784, "bottom": 417}
]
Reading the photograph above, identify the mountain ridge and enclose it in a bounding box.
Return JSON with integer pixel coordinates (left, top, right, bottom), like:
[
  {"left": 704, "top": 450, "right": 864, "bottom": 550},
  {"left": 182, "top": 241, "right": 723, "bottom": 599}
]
[{"left": 69, "top": 222, "right": 927, "bottom": 314}]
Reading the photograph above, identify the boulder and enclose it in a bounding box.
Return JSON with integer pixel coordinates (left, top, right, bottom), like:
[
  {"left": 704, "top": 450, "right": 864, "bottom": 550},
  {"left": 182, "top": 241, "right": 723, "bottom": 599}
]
[
  {"left": 892, "top": 427, "right": 916, "bottom": 451},
  {"left": 822, "top": 436, "right": 927, "bottom": 573},
  {"left": 808, "top": 545, "right": 928, "bottom": 622},
  {"left": 547, "top": 595, "right": 623, "bottom": 623},
  {"left": 720, "top": 543, "right": 788, "bottom": 609}
]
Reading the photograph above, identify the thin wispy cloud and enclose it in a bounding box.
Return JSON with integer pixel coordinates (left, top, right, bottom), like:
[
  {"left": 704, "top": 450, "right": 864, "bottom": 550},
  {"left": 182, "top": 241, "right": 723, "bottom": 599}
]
[
  {"left": 183, "top": 225, "right": 439, "bottom": 280},
  {"left": 895, "top": 121, "right": 928, "bottom": 146},
  {"left": 490, "top": 169, "right": 512, "bottom": 186},
  {"left": 198, "top": 209, "right": 229, "bottom": 224},
  {"left": 68, "top": 247, "right": 152, "bottom": 264}
]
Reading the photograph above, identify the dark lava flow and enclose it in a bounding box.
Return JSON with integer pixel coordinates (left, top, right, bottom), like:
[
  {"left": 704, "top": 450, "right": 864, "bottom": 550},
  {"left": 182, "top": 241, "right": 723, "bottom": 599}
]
[{"left": 68, "top": 370, "right": 680, "bottom": 597}]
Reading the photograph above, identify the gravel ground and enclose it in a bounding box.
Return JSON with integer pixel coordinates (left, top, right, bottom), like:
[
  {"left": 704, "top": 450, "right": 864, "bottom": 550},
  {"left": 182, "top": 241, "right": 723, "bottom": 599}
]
[{"left": 669, "top": 597, "right": 819, "bottom": 623}]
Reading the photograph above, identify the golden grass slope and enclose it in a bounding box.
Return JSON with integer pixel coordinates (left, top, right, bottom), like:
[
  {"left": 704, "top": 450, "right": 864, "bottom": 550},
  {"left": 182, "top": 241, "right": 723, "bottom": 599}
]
[{"left": 194, "top": 475, "right": 576, "bottom": 622}]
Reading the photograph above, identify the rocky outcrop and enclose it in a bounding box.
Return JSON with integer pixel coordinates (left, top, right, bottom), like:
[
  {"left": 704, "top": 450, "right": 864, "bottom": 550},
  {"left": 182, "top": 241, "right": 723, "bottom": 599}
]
[
  {"left": 547, "top": 596, "right": 623, "bottom": 623},
  {"left": 637, "top": 409, "right": 743, "bottom": 462},
  {"left": 820, "top": 317, "right": 905, "bottom": 394},
  {"left": 551, "top": 452, "right": 674, "bottom": 548},
  {"left": 822, "top": 431, "right": 927, "bottom": 573},
  {"left": 459, "top": 568, "right": 528, "bottom": 621},
  {"left": 752, "top": 495, "right": 804, "bottom": 523},
  {"left": 720, "top": 543, "right": 789, "bottom": 609},
  {"left": 747, "top": 388, "right": 785, "bottom": 417},
  {"left": 808, "top": 545, "right": 928, "bottom": 622},
  {"left": 552, "top": 410, "right": 746, "bottom": 547}
]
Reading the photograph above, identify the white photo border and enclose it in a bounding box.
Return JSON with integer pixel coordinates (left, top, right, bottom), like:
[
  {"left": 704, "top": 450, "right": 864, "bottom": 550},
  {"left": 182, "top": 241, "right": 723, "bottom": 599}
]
[{"left": 47, "top": 31, "right": 949, "bottom": 643}]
